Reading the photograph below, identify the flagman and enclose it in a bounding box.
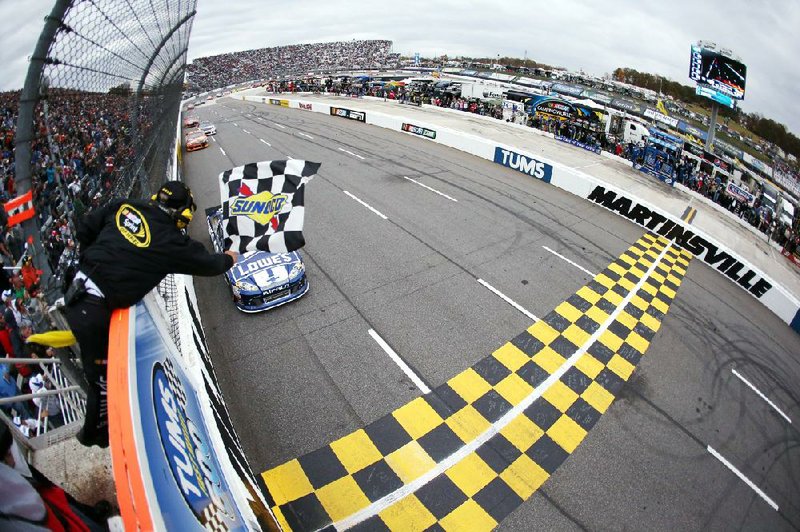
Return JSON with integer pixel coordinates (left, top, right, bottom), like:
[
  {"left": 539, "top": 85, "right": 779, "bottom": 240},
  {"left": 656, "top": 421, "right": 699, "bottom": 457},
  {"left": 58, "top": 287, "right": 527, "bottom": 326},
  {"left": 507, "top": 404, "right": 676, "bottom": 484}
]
[{"left": 64, "top": 181, "right": 238, "bottom": 448}]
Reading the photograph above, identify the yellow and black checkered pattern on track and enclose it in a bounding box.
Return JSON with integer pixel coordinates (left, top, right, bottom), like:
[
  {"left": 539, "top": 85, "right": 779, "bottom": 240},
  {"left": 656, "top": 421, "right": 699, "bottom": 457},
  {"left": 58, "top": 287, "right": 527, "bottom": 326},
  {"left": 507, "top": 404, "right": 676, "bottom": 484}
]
[{"left": 262, "top": 233, "right": 692, "bottom": 531}]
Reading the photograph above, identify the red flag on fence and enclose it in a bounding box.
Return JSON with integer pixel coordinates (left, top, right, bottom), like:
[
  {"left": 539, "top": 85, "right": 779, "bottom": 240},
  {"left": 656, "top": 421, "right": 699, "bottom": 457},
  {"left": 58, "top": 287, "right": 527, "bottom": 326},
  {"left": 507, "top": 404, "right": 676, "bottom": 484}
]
[{"left": 4, "top": 190, "right": 35, "bottom": 227}]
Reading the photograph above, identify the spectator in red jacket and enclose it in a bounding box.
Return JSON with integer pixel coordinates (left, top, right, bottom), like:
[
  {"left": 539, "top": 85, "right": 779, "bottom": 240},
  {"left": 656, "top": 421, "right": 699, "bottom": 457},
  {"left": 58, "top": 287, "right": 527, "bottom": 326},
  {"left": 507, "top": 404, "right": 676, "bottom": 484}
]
[{"left": 20, "top": 256, "right": 42, "bottom": 297}]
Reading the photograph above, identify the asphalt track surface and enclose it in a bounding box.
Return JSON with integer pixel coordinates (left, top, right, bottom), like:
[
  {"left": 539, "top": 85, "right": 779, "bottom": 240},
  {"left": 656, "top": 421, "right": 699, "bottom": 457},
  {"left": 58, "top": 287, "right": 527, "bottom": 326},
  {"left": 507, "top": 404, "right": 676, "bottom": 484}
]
[{"left": 184, "top": 97, "right": 800, "bottom": 531}]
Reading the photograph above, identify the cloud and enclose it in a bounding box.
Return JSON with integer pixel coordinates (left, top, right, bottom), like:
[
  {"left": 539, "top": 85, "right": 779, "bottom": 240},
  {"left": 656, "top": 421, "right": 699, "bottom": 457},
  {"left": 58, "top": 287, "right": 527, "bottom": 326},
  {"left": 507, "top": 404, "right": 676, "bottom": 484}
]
[{"left": 1, "top": 0, "right": 798, "bottom": 133}]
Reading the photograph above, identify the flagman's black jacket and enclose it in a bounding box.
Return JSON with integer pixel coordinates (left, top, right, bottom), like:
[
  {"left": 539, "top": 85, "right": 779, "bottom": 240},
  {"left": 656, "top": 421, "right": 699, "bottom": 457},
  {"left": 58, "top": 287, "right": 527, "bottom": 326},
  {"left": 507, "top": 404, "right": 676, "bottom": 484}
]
[{"left": 76, "top": 198, "right": 234, "bottom": 309}]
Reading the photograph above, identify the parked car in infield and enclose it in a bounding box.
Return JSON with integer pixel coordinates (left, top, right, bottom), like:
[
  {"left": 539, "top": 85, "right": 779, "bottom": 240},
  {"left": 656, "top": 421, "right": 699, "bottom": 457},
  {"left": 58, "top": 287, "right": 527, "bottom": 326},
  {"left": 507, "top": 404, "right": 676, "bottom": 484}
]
[
  {"left": 199, "top": 121, "right": 217, "bottom": 135},
  {"left": 183, "top": 115, "right": 199, "bottom": 128},
  {"left": 185, "top": 129, "right": 208, "bottom": 152},
  {"left": 206, "top": 206, "right": 309, "bottom": 312}
]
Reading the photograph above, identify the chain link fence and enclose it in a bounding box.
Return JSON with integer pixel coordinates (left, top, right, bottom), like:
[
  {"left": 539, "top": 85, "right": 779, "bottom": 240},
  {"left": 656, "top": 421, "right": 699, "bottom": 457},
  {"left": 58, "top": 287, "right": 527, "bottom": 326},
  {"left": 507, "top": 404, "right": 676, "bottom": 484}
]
[
  {"left": 6, "top": 0, "right": 198, "bottom": 452},
  {"left": 17, "top": 0, "right": 197, "bottom": 215}
]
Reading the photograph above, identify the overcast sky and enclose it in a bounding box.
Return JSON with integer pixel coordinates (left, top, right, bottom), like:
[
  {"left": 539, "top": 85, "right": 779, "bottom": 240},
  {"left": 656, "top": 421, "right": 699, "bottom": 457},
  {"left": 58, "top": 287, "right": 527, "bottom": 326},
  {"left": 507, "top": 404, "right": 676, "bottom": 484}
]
[{"left": 2, "top": 0, "right": 798, "bottom": 134}]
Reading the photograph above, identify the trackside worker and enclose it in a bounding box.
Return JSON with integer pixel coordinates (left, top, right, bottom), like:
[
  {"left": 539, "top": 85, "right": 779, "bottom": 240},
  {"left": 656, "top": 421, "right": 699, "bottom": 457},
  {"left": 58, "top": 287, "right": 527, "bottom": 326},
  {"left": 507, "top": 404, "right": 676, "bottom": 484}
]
[{"left": 64, "top": 181, "right": 237, "bottom": 447}]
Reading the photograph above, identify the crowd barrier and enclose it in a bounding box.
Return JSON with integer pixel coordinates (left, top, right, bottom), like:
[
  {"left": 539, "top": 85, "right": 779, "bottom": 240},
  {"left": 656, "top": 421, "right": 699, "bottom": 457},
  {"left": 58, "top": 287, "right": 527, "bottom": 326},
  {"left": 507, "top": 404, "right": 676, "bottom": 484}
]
[
  {"left": 107, "top": 107, "right": 277, "bottom": 531},
  {"left": 108, "top": 286, "right": 276, "bottom": 531},
  {"left": 241, "top": 94, "right": 800, "bottom": 334}
]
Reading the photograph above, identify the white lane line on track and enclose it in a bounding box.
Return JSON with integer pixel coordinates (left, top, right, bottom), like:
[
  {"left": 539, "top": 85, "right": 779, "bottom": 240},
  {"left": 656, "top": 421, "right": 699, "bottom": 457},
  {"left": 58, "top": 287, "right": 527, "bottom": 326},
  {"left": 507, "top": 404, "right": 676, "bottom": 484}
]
[
  {"left": 210, "top": 136, "right": 216, "bottom": 143},
  {"left": 259, "top": 139, "right": 271, "bottom": 146},
  {"left": 343, "top": 191, "right": 387, "bottom": 220},
  {"left": 233, "top": 122, "right": 238, "bottom": 126},
  {"left": 732, "top": 369, "right": 792, "bottom": 424},
  {"left": 336, "top": 243, "right": 675, "bottom": 530},
  {"left": 338, "top": 147, "right": 365, "bottom": 160},
  {"left": 242, "top": 129, "right": 250, "bottom": 134},
  {"left": 273, "top": 122, "right": 286, "bottom": 129},
  {"left": 402, "top": 176, "right": 457, "bottom": 202},
  {"left": 298, "top": 132, "right": 314, "bottom": 139},
  {"left": 706, "top": 445, "right": 779, "bottom": 511},
  {"left": 219, "top": 147, "right": 227, "bottom": 157},
  {"left": 476, "top": 279, "right": 538, "bottom": 322},
  {"left": 368, "top": 329, "right": 430, "bottom": 394},
  {"left": 542, "top": 246, "right": 595, "bottom": 277}
]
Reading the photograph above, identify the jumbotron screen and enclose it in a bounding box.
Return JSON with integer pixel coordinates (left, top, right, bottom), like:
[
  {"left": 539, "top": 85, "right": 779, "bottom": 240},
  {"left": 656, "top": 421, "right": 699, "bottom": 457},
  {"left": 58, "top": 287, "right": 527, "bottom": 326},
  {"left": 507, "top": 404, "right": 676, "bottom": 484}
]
[{"left": 689, "top": 44, "right": 747, "bottom": 100}]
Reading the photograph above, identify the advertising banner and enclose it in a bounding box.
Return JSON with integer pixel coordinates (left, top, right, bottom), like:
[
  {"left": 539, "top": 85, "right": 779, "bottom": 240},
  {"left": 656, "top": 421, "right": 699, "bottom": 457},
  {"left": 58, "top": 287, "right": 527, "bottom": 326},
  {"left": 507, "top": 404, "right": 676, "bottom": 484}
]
[
  {"left": 330, "top": 107, "right": 366, "bottom": 122},
  {"left": 493, "top": 147, "right": 553, "bottom": 183},
  {"left": 726, "top": 182, "right": 755, "bottom": 206},
  {"left": 610, "top": 98, "right": 644, "bottom": 115},
  {"left": 550, "top": 83, "right": 585, "bottom": 97},
  {"left": 134, "top": 302, "right": 252, "bottom": 531},
  {"left": 555, "top": 135, "right": 602, "bottom": 154},
  {"left": 644, "top": 108, "right": 679, "bottom": 128},
  {"left": 526, "top": 96, "right": 599, "bottom": 122},
  {"left": 401, "top": 123, "right": 436, "bottom": 139}
]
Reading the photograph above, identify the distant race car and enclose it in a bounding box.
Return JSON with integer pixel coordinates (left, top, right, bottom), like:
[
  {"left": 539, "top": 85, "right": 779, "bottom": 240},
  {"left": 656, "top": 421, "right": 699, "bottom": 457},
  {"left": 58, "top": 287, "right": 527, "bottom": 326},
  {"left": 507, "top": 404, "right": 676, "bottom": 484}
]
[
  {"left": 199, "top": 121, "right": 217, "bottom": 135},
  {"left": 183, "top": 115, "right": 199, "bottom": 128},
  {"left": 185, "top": 130, "right": 208, "bottom": 152},
  {"left": 206, "top": 206, "right": 309, "bottom": 312}
]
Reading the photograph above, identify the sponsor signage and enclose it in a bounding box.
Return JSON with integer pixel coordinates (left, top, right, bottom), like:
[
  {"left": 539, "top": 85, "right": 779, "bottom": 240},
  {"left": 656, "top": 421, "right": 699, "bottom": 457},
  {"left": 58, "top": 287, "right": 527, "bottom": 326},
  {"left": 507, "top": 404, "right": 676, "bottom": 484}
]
[
  {"left": 401, "top": 123, "right": 436, "bottom": 139},
  {"left": 643, "top": 108, "right": 679, "bottom": 128},
  {"left": 712, "top": 139, "right": 744, "bottom": 160},
  {"left": 135, "top": 304, "right": 250, "bottom": 530},
  {"left": 584, "top": 91, "right": 613, "bottom": 105},
  {"left": 527, "top": 96, "right": 598, "bottom": 122},
  {"left": 695, "top": 85, "right": 734, "bottom": 109},
  {"left": 555, "top": 135, "right": 601, "bottom": 154},
  {"left": 268, "top": 98, "right": 289, "bottom": 107},
  {"left": 299, "top": 103, "right": 312, "bottom": 111},
  {"left": 725, "top": 182, "right": 755, "bottom": 206},
  {"left": 677, "top": 122, "right": 708, "bottom": 141},
  {"left": 493, "top": 147, "right": 553, "bottom": 183},
  {"left": 550, "top": 83, "right": 585, "bottom": 97},
  {"left": 232, "top": 252, "right": 295, "bottom": 281},
  {"left": 586, "top": 186, "right": 772, "bottom": 298},
  {"left": 610, "top": 98, "right": 642, "bottom": 114},
  {"left": 330, "top": 107, "right": 366, "bottom": 122}
]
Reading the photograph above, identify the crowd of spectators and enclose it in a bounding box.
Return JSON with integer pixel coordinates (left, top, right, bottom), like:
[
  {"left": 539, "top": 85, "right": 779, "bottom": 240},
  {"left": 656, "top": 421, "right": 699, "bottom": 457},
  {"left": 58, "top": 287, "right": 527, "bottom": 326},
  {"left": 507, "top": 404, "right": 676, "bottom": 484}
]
[
  {"left": 608, "top": 140, "right": 800, "bottom": 250},
  {"left": 0, "top": 88, "right": 148, "bottom": 438},
  {"left": 187, "top": 40, "right": 398, "bottom": 93}
]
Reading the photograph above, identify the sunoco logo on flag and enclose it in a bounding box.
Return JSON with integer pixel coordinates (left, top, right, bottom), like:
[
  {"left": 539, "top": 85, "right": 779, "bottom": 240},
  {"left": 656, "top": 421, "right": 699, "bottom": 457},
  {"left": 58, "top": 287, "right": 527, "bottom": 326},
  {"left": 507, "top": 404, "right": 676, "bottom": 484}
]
[
  {"left": 230, "top": 182, "right": 288, "bottom": 228},
  {"left": 220, "top": 160, "right": 320, "bottom": 253}
]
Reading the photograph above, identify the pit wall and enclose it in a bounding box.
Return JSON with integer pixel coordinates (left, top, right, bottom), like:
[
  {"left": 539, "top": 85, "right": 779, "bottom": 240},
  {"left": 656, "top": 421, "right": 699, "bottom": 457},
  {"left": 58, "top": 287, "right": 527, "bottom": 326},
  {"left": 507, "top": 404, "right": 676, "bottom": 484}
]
[
  {"left": 107, "top": 284, "right": 276, "bottom": 531},
  {"left": 239, "top": 94, "right": 800, "bottom": 334},
  {"left": 105, "top": 106, "right": 276, "bottom": 531}
]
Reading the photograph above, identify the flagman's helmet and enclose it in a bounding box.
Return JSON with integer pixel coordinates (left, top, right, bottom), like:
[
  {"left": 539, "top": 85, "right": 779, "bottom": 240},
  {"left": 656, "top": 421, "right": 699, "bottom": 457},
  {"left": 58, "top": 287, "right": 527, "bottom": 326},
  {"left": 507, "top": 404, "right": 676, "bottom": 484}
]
[{"left": 152, "top": 181, "right": 197, "bottom": 229}]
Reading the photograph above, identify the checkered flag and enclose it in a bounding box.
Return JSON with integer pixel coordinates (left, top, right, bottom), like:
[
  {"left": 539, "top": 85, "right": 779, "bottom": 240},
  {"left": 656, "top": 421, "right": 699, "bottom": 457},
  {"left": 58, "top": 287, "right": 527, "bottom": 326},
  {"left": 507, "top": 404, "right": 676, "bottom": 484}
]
[{"left": 219, "top": 160, "right": 320, "bottom": 253}]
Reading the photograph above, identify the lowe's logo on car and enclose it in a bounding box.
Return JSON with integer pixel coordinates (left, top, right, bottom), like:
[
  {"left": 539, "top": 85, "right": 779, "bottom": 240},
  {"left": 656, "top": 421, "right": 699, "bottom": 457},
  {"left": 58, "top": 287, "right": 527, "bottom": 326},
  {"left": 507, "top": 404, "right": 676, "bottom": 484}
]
[
  {"left": 230, "top": 190, "right": 287, "bottom": 225},
  {"left": 235, "top": 253, "right": 293, "bottom": 278},
  {"left": 494, "top": 147, "right": 553, "bottom": 183}
]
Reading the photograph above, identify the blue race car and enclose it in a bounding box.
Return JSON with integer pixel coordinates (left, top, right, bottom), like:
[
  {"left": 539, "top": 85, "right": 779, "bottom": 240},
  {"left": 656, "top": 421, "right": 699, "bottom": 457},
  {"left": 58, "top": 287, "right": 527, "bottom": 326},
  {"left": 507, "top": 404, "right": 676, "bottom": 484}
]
[{"left": 206, "top": 206, "right": 309, "bottom": 312}]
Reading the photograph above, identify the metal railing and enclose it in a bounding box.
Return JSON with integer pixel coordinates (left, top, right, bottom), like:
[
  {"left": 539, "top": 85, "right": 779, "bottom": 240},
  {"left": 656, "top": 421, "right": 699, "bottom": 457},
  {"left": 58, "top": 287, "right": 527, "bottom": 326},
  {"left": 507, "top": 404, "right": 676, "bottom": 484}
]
[{"left": 1, "top": 357, "right": 85, "bottom": 451}]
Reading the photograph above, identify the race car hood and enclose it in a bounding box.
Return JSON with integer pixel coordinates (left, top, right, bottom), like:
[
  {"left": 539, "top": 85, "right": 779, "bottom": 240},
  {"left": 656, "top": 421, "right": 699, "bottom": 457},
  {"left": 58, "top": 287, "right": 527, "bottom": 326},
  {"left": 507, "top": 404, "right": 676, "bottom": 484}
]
[{"left": 227, "top": 251, "right": 303, "bottom": 292}]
